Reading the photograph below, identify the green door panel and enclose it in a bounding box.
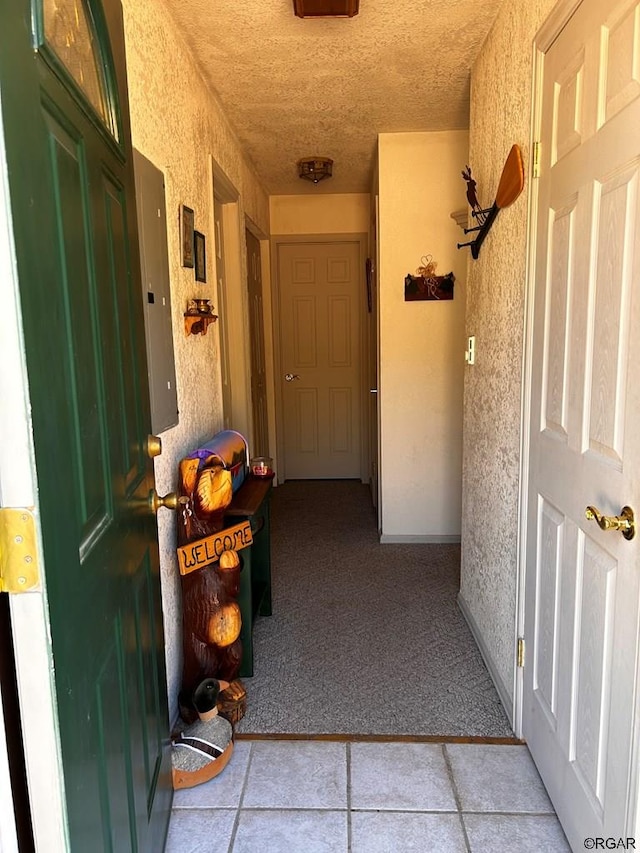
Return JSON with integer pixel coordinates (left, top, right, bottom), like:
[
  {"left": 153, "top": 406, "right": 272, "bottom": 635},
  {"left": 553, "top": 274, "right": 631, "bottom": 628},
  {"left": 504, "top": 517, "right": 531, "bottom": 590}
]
[
  {"left": 42, "top": 106, "right": 111, "bottom": 538},
  {"left": 0, "top": 1, "right": 172, "bottom": 849},
  {"left": 101, "top": 174, "right": 148, "bottom": 487}
]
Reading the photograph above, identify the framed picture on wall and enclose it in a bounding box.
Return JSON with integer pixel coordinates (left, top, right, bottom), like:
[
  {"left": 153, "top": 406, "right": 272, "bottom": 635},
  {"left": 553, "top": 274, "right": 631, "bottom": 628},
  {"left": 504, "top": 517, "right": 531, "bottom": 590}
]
[
  {"left": 194, "top": 231, "right": 207, "bottom": 283},
  {"left": 180, "top": 204, "right": 194, "bottom": 268}
]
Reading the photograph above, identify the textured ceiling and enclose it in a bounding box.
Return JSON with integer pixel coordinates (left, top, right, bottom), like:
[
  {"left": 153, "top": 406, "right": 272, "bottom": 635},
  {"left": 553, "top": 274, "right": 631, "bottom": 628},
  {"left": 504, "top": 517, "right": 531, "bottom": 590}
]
[{"left": 164, "top": 0, "right": 506, "bottom": 195}]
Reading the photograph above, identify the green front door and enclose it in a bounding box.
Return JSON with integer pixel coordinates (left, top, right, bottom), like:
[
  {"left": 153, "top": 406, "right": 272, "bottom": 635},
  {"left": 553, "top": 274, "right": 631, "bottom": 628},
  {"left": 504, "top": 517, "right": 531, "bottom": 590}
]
[{"left": 0, "top": 1, "right": 171, "bottom": 850}]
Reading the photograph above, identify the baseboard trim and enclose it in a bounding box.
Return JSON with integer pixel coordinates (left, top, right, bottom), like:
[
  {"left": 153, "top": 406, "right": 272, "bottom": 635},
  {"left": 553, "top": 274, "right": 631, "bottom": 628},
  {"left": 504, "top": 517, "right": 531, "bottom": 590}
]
[
  {"left": 236, "top": 732, "right": 523, "bottom": 744},
  {"left": 457, "top": 591, "right": 514, "bottom": 729},
  {"left": 379, "top": 534, "right": 461, "bottom": 544}
]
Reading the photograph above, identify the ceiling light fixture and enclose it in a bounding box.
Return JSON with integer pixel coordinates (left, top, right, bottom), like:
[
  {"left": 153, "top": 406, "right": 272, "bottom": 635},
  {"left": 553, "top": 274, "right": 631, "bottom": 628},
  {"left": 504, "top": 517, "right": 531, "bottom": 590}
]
[
  {"left": 293, "top": 0, "right": 359, "bottom": 17},
  {"left": 297, "top": 157, "right": 333, "bottom": 184}
]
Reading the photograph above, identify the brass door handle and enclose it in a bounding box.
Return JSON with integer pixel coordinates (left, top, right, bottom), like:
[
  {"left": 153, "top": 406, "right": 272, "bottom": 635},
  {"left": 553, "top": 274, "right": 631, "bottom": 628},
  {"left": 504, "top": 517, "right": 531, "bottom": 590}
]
[
  {"left": 149, "top": 489, "right": 178, "bottom": 513},
  {"left": 585, "top": 505, "right": 635, "bottom": 541},
  {"left": 284, "top": 373, "right": 300, "bottom": 382}
]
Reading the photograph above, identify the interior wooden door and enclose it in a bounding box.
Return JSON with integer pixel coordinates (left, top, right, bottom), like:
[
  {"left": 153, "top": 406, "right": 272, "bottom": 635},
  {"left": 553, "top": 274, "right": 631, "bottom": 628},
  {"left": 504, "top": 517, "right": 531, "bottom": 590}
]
[
  {"left": 0, "top": 1, "right": 171, "bottom": 849},
  {"left": 524, "top": 0, "right": 640, "bottom": 846},
  {"left": 277, "top": 240, "right": 362, "bottom": 479},
  {"left": 246, "top": 228, "right": 269, "bottom": 456}
]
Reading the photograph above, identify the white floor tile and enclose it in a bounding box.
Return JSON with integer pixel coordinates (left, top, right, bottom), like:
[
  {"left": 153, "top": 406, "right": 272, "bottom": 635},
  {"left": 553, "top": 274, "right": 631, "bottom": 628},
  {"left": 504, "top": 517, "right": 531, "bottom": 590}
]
[
  {"left": 166, "top": 741, "right": 569, "bottom": 852},
  {"left": 464, "top": 813, "right": 571, "bottom": 852},
  {"left": 242, "top": 740, "right": 347, "bottom": 809},
  {"left": 351, "top": 811, "right": 467, "bottom": 853},
  {"left": 445, "top": 744, "right": 554, "bottom": 813},
  {"left": 350, "top": 743, "right": 457, "bottom": 811},
  {"left": 232, "top": 809, "right": 348, "bottom": 853},
  {"left": 165, "top": 808, "right": 236, "bottom": 852}
]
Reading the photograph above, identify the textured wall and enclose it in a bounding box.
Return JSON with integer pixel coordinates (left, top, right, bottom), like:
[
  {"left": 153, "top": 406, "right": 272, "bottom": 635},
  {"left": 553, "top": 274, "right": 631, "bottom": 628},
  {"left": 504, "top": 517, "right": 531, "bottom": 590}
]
[
  {"left": 460, "top": 0, "right": 559, "bottom": 706},
  {"left": 378, "top": 131, "right": 469, "bottom": 540},
  {"left": 121, "top": 0, "right": 269, "bottom": 724},
  {"left": 270, "top": 194, "right": 370, "bottom": 235}
]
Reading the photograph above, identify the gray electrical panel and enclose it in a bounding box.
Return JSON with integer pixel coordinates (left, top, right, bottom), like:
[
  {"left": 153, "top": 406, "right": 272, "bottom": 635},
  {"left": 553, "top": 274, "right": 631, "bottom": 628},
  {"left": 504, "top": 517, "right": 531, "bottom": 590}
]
[{"left": 133, "top": 150, "right": 179, "bottom": 434}]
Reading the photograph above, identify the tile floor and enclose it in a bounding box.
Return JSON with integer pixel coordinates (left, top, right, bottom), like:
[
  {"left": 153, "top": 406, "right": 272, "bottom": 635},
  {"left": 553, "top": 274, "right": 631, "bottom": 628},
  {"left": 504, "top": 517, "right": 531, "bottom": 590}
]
[{"left": 166, "top": 739, "right": 571, "bottom": 852}]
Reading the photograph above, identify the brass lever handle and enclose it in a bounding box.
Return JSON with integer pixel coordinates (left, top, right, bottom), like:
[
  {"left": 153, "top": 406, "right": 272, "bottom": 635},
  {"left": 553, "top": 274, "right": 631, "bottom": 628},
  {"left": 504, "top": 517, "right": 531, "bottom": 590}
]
[
  {"left": 284, "top": 373, "right": 301, "bottom": 382},
  {"left": 148, "top": 489, "right": 178, "bottom": 514},
  {"left": 585, "top": 505, "right": 636, "bottom": 541}
]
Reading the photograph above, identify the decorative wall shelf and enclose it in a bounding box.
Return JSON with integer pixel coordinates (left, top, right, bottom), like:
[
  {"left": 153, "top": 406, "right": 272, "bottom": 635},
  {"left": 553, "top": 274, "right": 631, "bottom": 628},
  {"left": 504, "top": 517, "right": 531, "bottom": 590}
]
[
  {"left": 184, "top": 313, "right": 218, "bottom": 336},
  {"left": 457, "top": 145, "right": 525, "bottom": 260},
  {"left": 450, "top": 209, "right": 468, "bottom": 231}
]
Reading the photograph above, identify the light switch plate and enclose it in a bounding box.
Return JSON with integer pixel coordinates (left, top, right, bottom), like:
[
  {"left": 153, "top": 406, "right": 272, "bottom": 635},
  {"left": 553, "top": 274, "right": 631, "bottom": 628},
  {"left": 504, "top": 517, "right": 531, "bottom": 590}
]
[{"left": 465, "top": 335, "right": 476, "bottom": 365}]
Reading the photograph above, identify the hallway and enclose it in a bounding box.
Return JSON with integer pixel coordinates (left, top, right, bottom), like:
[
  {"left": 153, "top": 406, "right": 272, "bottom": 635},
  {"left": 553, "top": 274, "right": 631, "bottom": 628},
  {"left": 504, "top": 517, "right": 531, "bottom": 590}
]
[
  {"left": 165, "top": 739, "right": 570, "bottom": 852},
  {"left": 237, "top": 480, "right": 512, "bottom": 737}
]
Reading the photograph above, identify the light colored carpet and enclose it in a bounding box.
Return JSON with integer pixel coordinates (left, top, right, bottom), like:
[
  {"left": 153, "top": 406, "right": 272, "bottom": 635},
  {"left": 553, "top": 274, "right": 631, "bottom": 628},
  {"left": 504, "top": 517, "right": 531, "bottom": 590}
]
[{"left": 237, "top": 480, "right": 513, "bottom": 738}]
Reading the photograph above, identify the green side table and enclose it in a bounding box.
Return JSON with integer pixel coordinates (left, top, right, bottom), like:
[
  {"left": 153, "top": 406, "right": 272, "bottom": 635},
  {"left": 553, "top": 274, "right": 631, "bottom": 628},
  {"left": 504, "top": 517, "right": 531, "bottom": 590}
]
[{"left": 224, "top": 475, "right": 273, "bottom": 676}]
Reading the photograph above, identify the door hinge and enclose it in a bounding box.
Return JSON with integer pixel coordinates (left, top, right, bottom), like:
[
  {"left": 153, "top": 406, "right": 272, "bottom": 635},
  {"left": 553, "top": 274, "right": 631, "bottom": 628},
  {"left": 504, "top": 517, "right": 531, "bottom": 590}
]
[
  {"left": 0, "top": 508, "right": 40, "bottom": 593},
  {"left": 517, "top": 637, "right": 526, "bottom": 668},
  {"left": 532, "top": 142, "right": 541, "bottom": 179}
]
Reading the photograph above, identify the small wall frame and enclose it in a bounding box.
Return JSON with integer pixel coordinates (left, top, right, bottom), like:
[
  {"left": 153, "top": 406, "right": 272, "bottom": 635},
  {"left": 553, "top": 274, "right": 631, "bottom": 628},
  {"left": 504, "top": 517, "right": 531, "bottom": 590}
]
[
  {"left": 194, "top": 230, "right": 206, "bottom": 282},
  {"left": 180, "top": 204, "right": 194, "bottom": 268}
]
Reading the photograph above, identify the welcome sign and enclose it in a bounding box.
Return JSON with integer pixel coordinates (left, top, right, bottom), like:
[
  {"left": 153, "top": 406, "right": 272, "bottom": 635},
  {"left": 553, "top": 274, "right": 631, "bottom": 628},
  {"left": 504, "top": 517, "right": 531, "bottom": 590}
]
[{"left": 177, "top": 521, "right": 253, "bottom": 577}]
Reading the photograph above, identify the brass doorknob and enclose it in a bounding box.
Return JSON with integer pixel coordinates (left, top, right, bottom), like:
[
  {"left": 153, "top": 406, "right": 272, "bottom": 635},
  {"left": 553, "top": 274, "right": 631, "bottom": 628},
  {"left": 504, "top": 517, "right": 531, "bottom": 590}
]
[
  {"left": 149, "top": 489, "right": 178, "bottom": 513},
  {"left": 146, "top": 435, "right": 163, "bottom": 458},
  {"left": 585, "top": 505, "right": 635, "bottom": 541},
  {"left": 284, "top": 373, "right": 301, "bottom": 382}
]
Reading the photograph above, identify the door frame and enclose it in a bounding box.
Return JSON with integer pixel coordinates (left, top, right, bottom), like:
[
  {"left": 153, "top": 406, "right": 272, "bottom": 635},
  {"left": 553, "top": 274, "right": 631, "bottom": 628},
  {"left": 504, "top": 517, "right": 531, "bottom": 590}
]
[
  {"left": 245, "top": 220, "right": 277, "bottom": 465},
  {"left": 517, "top": 0, "right": 640, "bottom": 831},
  {"left": 210, "top": 157, "right": 254, "bottom": 442},
  {"left": 0, "top": 103, "right": 67, "bottom": 848},
  {"left": 371, "top": 197, "right": 381, "bottom": 527},
  {"left": 270, "top": 232, "right": 369, "bottom": 483}
]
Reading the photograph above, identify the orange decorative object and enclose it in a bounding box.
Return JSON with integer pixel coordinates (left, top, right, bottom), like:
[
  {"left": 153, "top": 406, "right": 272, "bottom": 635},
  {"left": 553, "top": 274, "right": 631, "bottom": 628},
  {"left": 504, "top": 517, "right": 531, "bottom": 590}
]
[
  {"left": 181, "top": 559, "right": 243, "bottom": 708},
  {"left": 219, "top": 549, "right": 240, "bottom": 570},
  {"left": 176, "top": 523, "right": 252, "bottom": 578},
  {"left": 184, "top": 312, "right": 218, "bottom": 336},
  {"left": 207, "top": 602, "right": 242, "bottom": 648},
  {"left": 217, "top": 679, "right": 247, "bottom": 726},
  {"left": 457, "top": 144, "right": 525, "bottom": 259},
  {"left": 177, "top": 433, "right": 250, "bottom": 716},
  {"left": 195, "top": 465, "right": 233, "bottom": 514}
]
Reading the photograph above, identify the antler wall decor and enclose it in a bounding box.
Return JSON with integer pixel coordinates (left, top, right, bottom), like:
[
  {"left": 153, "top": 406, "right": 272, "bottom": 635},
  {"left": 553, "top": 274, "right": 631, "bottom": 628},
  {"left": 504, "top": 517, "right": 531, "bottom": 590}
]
[{"left": 457, "top": 145, "right": 525, "bottom": 259}]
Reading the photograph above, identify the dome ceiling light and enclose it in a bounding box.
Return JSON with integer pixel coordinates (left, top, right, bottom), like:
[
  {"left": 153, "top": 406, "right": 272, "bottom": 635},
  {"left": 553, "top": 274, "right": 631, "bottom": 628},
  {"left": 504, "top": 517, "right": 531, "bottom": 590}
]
[
  {"left": 297, "top": 157, "right": 333, "bottom": 184},
  {"left": 293, "top": 0, "right": 359, "bottom": 18}
]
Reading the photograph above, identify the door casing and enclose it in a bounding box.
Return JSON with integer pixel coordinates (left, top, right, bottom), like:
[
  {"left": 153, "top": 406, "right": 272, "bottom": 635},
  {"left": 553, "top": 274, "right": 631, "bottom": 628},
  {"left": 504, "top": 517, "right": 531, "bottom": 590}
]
[
  {"left": 246, "top": 227, "right": 269, "bottom": 456},
  {"left": 211, "top": 158, "right": 253, "bottom": 442}
]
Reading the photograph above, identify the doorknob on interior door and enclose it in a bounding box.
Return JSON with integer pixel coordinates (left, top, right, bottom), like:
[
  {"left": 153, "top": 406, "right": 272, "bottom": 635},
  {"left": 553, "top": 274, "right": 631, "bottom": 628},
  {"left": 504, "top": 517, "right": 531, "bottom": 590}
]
[
  {"left": 284, "top": 373, "right": 300, "bottom": 382},
  {"left": 585, "top": 505, "right": 636, "bottom": 540}
]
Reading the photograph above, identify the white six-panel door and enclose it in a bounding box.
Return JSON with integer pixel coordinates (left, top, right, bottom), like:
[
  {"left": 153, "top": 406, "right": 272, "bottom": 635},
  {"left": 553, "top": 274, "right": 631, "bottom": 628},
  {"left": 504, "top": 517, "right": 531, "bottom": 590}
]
[{"left": 524, "top": 0, "right": 640, "bottom": 847}]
